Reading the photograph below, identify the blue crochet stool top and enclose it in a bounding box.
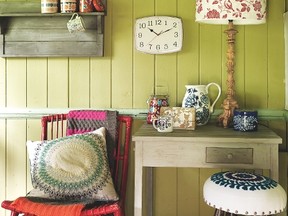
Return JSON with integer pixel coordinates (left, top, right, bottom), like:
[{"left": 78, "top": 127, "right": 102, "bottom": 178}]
[{"left": 203, "top": 171, "right": 286, "bottom": 215}]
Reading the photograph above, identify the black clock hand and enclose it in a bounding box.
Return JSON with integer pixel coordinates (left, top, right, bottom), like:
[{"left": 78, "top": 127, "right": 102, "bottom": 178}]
[
  {"left": 159, "top": 28, "right": 173, "bottom": 35},
  {"left": 148, "top": 28, "right": 160, "bottom": 36}
]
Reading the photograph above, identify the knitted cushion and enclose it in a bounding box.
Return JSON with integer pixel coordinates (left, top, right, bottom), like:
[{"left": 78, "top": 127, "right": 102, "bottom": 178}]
[{"left": 27, "top": 127, "right": 118, "bottom": 201}]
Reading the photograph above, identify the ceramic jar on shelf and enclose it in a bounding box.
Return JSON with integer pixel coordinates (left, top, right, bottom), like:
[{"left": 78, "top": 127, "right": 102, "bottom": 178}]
[
  {"left": 60, "top": 0, "right": 77, "bottom": 13},
  {"left": 79, "top": 0, "right": 94, "bottom": 12},
  {"left": 41, "top": 0, "right": 59, "bottom": 13},
  {"left": 182, "top": 83, "right": 221, "bottom": 125},
  {"left": 146, "top": 95, "right": 169, "bottom": 124}
]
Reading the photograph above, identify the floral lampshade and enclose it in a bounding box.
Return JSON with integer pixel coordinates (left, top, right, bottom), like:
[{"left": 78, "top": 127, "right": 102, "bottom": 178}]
[{"left": 196, "top": 0, "right": 267, "bottom": 25}]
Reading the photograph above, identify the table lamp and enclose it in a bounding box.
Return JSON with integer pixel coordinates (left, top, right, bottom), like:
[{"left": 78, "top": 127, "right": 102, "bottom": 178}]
[{"left": 195, "top": 0, "right": 267, "bottom": 128}]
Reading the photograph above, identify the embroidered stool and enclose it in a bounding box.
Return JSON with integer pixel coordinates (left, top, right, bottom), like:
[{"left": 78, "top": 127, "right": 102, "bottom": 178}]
[{"left": 203, "top": 171, "right": 287, "bottom": 216}]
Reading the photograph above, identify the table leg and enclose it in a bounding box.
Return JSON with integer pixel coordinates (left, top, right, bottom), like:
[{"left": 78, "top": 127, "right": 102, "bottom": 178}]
[
  {"left": 146, "top": 167, "right": 153, "bottom": 216},
  {"left": 135, "top": 142, "right": 143, "bottom": 216},
  {"left": 270, "top": 145, "right": 279, "bottom": 181}
]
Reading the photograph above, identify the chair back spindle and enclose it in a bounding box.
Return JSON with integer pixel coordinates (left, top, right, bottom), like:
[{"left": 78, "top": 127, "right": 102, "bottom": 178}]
[{"left": 41, "top": 114, "right": 67, "bottom": 140}]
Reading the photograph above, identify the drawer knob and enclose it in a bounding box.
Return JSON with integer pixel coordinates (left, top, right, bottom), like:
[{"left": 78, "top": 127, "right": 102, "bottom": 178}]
[{"left": 227, "top": 153, "right": 233, "bottom": 160}]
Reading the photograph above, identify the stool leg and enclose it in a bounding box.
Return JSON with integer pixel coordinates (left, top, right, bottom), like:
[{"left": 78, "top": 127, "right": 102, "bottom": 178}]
[
  {"left": 214, "top": 209, "right": 238, "bottom": 216},
  {"left": 213, "top": 209, "right": 220, "bottom": 216}
]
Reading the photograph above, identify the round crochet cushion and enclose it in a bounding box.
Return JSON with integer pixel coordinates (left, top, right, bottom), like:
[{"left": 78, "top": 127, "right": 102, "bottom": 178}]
[
  {"left": 203, "top": 171, "right": 287, "bottom": 215},
  {"left": 27, "top": 127, "right": 118, "bottom": 201}
]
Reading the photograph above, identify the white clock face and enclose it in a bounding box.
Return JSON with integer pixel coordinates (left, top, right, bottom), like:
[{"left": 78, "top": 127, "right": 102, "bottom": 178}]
[{"left": 135, "top": 16, "right": 183, "bottom": 54}]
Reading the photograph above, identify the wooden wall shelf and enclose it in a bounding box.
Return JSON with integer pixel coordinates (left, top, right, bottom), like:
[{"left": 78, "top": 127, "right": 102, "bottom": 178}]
[{"left": 0, "top": 2, "right": 106, "bottom": 57}]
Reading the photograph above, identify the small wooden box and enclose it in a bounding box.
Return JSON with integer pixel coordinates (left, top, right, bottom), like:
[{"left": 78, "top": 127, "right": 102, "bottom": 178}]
[{"left": 160, "top": 107, "right": 196, "bottom": 130}]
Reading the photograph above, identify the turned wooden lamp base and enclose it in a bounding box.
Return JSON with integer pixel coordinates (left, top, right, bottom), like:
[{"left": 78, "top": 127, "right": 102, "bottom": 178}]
[
  {"left": 217, "top": 20, "right": 239, "bottom": 128},
  {"left": 218, "top": 97, "right": 239, "bottom": 128}
]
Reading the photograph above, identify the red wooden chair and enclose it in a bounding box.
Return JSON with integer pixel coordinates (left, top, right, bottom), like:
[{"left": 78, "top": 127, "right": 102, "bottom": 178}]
[{"left": 1, "top": 114, "right": 133, "bottom": 216}]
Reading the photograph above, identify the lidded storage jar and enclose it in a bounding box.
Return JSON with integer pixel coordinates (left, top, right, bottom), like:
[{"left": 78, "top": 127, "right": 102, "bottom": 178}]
[
  {"left": 146, "top": 95, "right": 169, "bottom": 124},
  {"left": 79, "top": 0, "right": 94, "bottom": 12},
  {"left": 60, "top": 0, "right": 77, "bottom": 13},
  {"left": 41, "top": 0, "right": 59, "bottom": 13}
]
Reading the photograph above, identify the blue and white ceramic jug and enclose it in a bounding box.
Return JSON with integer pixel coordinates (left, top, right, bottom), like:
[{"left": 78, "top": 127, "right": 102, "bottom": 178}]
[{"left": 182, "top": 83, "right": 221, "bottom": 125}]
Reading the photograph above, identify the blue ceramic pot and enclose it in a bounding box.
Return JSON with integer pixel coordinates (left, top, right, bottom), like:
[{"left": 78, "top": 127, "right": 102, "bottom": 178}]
[{"left": 233, "top": 110, "right": 258, "bottom": 132}]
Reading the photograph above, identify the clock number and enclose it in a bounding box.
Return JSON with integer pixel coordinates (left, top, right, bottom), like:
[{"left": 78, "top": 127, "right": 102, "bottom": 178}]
[
  {"left": 173, "top": 22, "right": 177, "bottom": 28},
  {"left": 139, "top": 42, "right": 144, "bottom": 47},
  {"left": 155, "top": 20, "right": 161, "bottom": 25},
  {"left": 173, "top": 41, "right": 178, "bottom": 47},
  {"left": 156, "top": 44, "right": 161, "bottom": 50},
  {"left": 137, "top": 33, "right": 143, "bottom": 38},
  {"left": 148, "top": 20, "right": 153, "bottom": 26},
  {"left": 174, "top": 32, "right": 179, "bottom": 38},
  {"left": 164, "top": 44, "right": 168, "bottom": 49},
  {"left": 139, "top": 23, "right": 146, "bottom": 29}
]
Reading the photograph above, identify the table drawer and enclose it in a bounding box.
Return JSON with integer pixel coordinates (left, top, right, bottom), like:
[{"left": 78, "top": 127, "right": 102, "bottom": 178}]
[{"left": 206, "top": 147, "right": 253, "bottom": 164}]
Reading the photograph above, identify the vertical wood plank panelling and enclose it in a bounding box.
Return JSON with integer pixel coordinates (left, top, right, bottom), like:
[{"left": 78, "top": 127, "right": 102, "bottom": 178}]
[
  {"left": 90, "top": 58, "right": 112, "bottom": 108},
  {"left": 6, "top": 120, "right": 27, "bottom": 199},
  {"left": 27, "top": 58, "right": 47, "bottom": 107},
  {"left": 47, "top": 58, "right": 69, "bottom": 108},
  {"left": 177, "top": 0, "right": 199, "bottom": 106},
  {"left": 6, "top": 59, "right": 26, "bottom": 107},
  {"left": 111, "top": 0, "right": 133, "bottom": 108},
  {"left": 133, "top": 0, "right": 155, "bottom": 108},
  {"left": 0, "top": 56, "right": 5, "bottom": 216},
  {"left": 154, "top": 1, "right": 178, "bottom": 215},
  {"left": 267, "top": 0, "right": 285, "bottom": 109},
  {"left": 245, "top": 24, "right": 268, "bottom": 109},
  {"left": 0, "top": 57, "right": 5, "bottom": 106},
  {"left": 6, "top": 58, "right": 27, "bottom": 201},
  {"left": 133, "top": 50, "right": 155, "bottom": 108},
  {"left": 178, "top": 168, "right": 200, "bottom": 216},
  {"left": 69, "top": 58, "right": 90, "bottom": 108},
  {"left": 0, "top": 120, "right": 5, "bottom": 216},
  {"left": 155, "top": 55, "right": 177, "bottom": 105},
  {"left": 154, "top": 168, "right": 177, "bottom": 216},
  {"left": 90, "top": 0, "right": 113, "bottom": 108},
  {"left": 199, "top": 24, "right": 223, "bottom": 104}
]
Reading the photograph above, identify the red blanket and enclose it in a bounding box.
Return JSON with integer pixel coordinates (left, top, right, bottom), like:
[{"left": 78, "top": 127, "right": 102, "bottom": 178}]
[{"left": 11, "top": 197, "right": 84, "bottom": 216}]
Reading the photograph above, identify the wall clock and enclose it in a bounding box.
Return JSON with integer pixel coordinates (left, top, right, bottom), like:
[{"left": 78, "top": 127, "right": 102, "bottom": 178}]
[{"left": 135, "top": 16, "right": 183, "bottom": 54}]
